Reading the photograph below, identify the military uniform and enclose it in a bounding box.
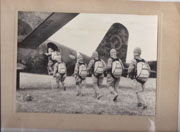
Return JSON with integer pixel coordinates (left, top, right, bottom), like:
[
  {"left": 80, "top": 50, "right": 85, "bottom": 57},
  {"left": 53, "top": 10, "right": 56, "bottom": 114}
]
[
  {"left": 128, "top": 56, "right": 151, "bottom": 109},
  {"left": 73, "top": 62, "right": 86, "bottom": 96},
  {"left": 106, "top": 57, "right": 124, "bottom": 102},
  {"left": 53, "top": 61, "right": 66, "bottom": 90},
  {"left": 46, "top": 52, "right": 56, "bottom": 75},
  {"left": 87, "top": 59, "right": 106, "bottom": 98}
]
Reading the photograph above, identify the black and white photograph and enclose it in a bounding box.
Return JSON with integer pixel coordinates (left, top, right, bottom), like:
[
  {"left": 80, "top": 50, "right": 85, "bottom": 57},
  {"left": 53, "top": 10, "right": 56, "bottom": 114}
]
[{"left": 16, "top": 11, "right": 158, "bottom": 116}]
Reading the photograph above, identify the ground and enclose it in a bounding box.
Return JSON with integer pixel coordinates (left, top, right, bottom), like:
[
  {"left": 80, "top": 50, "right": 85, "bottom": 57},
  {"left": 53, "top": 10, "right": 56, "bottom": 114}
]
[{"left": 16, "top": 73, "right": 156, "bottom": 116}]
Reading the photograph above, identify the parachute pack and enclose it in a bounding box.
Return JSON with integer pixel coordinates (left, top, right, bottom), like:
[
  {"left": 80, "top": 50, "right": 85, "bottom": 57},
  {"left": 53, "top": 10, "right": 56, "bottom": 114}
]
[
  {"left": 51, "top": 51, "right": 61, "bottom": 61},
  {"left": 58, "top": 62, "right": 66, "bottom": 75},
  {"left": 111, "top": 58, "right": 123, "bottom": 78},
  {"left": 93, "top": 59, "right": 104, "bottom": 76},
  {"left": 78, "top": 63, "right": 88, "bottom": 78},
  {"left": 135, "top": 59, "right": 150, "bottom": 82}
]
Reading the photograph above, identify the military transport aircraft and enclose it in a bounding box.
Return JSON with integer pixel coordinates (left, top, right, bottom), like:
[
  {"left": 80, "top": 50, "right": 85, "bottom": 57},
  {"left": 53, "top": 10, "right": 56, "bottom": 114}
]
[{"left": 17, "top": 12, "right": 157, "bottom": 89}]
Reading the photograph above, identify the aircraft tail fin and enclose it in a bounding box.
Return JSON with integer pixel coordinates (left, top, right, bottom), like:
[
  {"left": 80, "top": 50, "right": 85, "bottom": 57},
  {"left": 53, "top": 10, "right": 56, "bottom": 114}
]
[{"left": 96, "top": 23, "right": 129, "bottom": 63}]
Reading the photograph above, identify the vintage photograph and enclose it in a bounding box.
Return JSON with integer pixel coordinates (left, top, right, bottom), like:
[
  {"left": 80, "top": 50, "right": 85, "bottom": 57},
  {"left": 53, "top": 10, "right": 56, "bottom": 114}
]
[{"left": 16, "top": 11, "right": 158, "bottom": 116}]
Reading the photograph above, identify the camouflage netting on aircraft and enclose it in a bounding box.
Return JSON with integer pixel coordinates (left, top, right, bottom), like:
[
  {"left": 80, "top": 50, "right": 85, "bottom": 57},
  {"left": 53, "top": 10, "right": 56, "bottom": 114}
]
[{"left": 96, "top": 23, "right": 129, "bottom": 63}]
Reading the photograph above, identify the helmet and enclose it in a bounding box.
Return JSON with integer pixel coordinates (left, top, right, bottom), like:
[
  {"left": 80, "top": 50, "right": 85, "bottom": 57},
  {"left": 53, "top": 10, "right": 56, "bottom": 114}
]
[
  {"left": 110, "top": 49, "right": 117, "bottom": 54},
  {"left": 133, "top": 47, "right": 141, "bottom": 56},
  {"left": 92, "top": 51, "right": 99, "bottom": 59},
  {"left": 47, "top": 42, "right": 58, "bottom": 51},
  {"left": 110, "top": 49, "right": 117, "bottom": 58}
]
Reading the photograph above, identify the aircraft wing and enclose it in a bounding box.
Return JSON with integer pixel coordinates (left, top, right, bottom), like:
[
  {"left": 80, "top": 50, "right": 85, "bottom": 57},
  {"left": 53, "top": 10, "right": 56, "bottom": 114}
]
[
  {"left": 19, "top": 12, "right": 79, "bottom": 49},
  {"left": 17, "top": 12, "right": 79, "bottom": 71}
]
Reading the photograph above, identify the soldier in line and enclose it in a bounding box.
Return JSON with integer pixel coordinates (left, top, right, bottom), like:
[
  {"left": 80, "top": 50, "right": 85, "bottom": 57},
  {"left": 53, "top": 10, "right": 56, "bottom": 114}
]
[
  {"left": 128, "top": 47, "right": 151, "bottom": 109},
  {"left": 53, "top": 54, "right": 67, "bottom": 91},
  {"left": 73, "top": 54, "right": 88, "bottom": 96},
  {"left": 44, "top": 46, "right": 56, "bottom": 75},
  {"left": 87, "top": 51, "right": 106, "bottom": 99},
  {"left": 106, "top": 49, "right": 124, "bottom": 102}
]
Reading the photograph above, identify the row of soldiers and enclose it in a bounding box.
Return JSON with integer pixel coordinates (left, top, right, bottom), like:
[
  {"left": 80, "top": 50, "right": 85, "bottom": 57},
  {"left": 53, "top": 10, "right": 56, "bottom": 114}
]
[{"left": 45, "top": 46, "right": 151, "bottom": 109}]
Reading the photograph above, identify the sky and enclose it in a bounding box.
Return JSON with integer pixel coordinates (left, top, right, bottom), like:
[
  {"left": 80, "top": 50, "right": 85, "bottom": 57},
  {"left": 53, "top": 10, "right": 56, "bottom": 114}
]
[{"left": 49, "top": 13, "right": 158, "bottom": 62}]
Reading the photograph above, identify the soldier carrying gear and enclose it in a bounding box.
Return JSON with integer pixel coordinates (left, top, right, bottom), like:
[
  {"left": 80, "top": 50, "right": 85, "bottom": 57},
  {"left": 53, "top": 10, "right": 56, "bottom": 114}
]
[
  {"left": 106, "top": 49, "right": 124, "bottom": 102},
  {"left": 73, "top": 54, "right": 87, "bottom": 96},
  {"left": 87, "top": 51, "right": 106, "bottom": 99},
  {"left": 77, "top": 55, "right": 88, "bottom": 79},
  {"left": 45, "top": 47, "right": 56, "bottom": 75},
  {"left": 110, "top": 49, "right": 123, "bottom": 78},
  {"left": 128, "top": 47, "right": 151, "bottom": 109},
  {"left": 45, "top": 42, "right": 61, "bottom": 75},
  {"left": 91, "top": 51, "right": 104, "bottom": 76},
  {"left": 53, "top": 53, "right": 67, "bottom": 90}
]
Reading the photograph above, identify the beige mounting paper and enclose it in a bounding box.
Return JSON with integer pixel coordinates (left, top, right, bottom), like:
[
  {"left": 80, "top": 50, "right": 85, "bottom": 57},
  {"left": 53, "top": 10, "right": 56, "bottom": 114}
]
[{"left": 1, "top": 0, "right": 180, "bottom": 131}]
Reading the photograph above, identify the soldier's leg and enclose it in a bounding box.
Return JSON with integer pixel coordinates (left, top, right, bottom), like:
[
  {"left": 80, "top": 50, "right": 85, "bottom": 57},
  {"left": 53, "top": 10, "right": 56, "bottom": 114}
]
[
  {"left": 92, "top": 75, "right": 98, "bottom": 96},
  {"left": 80, "top": 79, "right": 86, "bottom": 96},
  {"left": 55, "top": 73, "right": 61, "bottom": 89},
  {"left": 96, "top": 74, "right": 104, "bottom": 99},
  {"left": 136, "top": 85, "right": 142, "bottom": 106},
  {"left": 78, "top": 79, "right": 84, "bottom": 96},
  {"left": 114, "top": 77, "right": 120, "bottom": 93},
  {"left": 107, "top": 74, "right": 119, "bottom": 101},
  {"left": 76, "top": 77, "right": 81, "bottom": 96},
  {"left": 113, "top": 78, "right": 120, "bottom": 102},
  {"left": 61, "top": 74, "right": 66, "bottom": 91},
  {"left": 107, "top": 74, "right": 116, "bottom": 95},
  {"left": 76, "top": 83, "right": 81, "bottom": 96},
  {"left": 48, "top": 60, "right": 54, "bottom": 75},
  {"left": 92, "top": 75, "right": 101, "bottom": 98},
  {"left": 136, "top": 82, "right": 147, "bottom": 109},
  {"left": 140, "top": 83, "right": 147, "bottom": 109},
  {"left": 98, "top": 74, "right": 104, "bottom": 87}
]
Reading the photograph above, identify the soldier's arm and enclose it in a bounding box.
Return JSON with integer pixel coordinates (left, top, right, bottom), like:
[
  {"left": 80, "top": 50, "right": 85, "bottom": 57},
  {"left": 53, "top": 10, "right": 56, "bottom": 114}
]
[
  {"left": 128, "top": 59, "right": 136, "bottom": 74},
  {"left": 105, "top": 58, "right": 112, "bottom": 71},
  {"left": 145, "top": 61, "right": 151, "bottom": 72},
  {"left": 64, "top": 62, "right": 67, "bottom": 74},
  {"left": 45, "top": 52, "right": 52, "bottom": 56},
  {"left": 73, "top": 63, "right": 79, "bottom": 77},
  {"left": 102, "top": 59, "right": 107, "bottom": 71},
  {"left": 120, "top": 59, "right": 125, "bottom": 69},
  {"left": 148, "top": 64, "right": 151, "bottom": 72},
  {"left": 87, "top": 59, "right": 94, "bottom": 71}
]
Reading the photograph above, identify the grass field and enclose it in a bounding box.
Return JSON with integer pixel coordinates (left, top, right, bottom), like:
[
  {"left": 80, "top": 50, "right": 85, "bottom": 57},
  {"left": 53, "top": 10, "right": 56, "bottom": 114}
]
[{"left": 16, "top": 73, "right": 156, "bottom": 116}]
